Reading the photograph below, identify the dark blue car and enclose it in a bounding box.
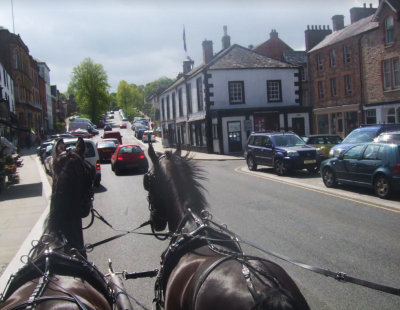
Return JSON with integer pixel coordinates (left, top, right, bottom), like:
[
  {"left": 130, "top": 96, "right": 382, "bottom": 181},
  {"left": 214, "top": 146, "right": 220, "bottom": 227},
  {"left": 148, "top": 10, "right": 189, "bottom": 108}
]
[
  {"left": 321, "top": 142, "right": 400, "bottom": 199},
  {"left": 329, "top": 124, "right": 400, "bottom": 157},
  {"left": 244, "top": 132, "right": 323, "bottom": 175}
]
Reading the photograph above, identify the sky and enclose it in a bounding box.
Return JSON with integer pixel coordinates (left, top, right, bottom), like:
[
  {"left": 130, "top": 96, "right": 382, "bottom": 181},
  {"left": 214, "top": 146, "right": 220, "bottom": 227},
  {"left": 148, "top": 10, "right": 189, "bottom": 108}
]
[{"left": 0, "top": 0, "right": 380, "bottom": 93}]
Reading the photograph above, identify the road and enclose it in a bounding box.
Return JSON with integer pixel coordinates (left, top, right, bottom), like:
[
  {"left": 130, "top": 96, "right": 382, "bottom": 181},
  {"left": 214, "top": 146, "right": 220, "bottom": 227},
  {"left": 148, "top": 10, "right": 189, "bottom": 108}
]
[{"left": 83, "top": 113, "right": 400, "bottom": 310}]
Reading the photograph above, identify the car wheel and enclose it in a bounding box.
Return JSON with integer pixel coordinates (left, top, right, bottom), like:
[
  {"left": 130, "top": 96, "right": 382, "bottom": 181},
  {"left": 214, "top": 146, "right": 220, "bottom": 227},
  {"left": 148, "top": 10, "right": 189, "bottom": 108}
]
[
  {"left": 307, "top": 166, "right": 319, "bottom": 173},
  {"left": 111, "top": 163, "right": 115, "bottom": 171},
  {"left": 274, "top": 159, "right": 288, "bottom": 176},
  {"left": 247, "top": 156, "right": 257, "bottom": 171},
  {"left": 322, "top": 167, "right": 337, "bottom": 188},
  {"left": 374, "top": 175, "right": 391, "bottom": 199},
  {"left": 115, "top": 165, "right": 121, "bottom": 176}
]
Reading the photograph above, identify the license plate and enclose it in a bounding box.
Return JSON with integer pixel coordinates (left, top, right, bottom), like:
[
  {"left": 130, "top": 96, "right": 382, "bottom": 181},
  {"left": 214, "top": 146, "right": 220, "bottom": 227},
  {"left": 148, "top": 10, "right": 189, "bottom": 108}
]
[{"left": 304, "top": 159, "right": 316, "bottom": 164}]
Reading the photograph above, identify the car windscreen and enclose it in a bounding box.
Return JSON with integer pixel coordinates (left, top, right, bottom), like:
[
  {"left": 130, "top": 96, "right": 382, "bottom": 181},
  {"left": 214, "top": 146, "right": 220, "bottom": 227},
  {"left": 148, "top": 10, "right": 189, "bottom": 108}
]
[
  {"left": 272, "top": 135, "right": 306, "bottom": 147},
  {"left": 342, "top": 129, "right": 376, "bottom": 143},
  {"left": 326, "top": 136, "right": 342, "bottom": 144}
]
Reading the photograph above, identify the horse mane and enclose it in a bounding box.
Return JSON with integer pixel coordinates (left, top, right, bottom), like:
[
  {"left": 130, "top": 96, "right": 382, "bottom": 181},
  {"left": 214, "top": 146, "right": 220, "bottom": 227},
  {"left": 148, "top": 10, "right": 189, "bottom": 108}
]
[{"left": 156, "top": 150, "right": 208, "bottom": 216}]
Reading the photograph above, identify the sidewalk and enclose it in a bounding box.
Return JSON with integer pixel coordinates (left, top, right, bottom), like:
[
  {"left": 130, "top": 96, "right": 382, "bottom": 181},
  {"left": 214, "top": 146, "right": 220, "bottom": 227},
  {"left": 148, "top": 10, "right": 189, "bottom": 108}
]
[{"left": 0, "top": 147, "right": 51, "bottom": 290}]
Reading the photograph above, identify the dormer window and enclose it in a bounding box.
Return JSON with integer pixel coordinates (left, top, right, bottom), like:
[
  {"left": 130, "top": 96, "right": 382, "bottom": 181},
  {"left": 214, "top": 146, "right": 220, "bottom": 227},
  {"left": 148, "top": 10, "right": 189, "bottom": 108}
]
[{"left": 385, "top": 16, "right": 394, "bottom": 45}]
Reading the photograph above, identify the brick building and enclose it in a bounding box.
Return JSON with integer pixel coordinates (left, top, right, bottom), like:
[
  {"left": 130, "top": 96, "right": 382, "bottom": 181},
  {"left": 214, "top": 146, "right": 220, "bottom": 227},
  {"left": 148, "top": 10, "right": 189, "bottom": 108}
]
[
  {"left": 0, "top": 27, "right": 42, "bottom": 146},
  {"left": 308, "top": 4, "right": 379, "bottom": 138},
  {"left": 361, "top": 0, "right": 400, "bottom": 124}
]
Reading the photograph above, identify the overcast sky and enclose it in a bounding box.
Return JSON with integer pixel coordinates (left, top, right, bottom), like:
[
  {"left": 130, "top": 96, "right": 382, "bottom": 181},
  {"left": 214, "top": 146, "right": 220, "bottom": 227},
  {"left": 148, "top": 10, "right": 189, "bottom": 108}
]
[{"left": 0, "top": 0, "right": 379, "bottom": 93}]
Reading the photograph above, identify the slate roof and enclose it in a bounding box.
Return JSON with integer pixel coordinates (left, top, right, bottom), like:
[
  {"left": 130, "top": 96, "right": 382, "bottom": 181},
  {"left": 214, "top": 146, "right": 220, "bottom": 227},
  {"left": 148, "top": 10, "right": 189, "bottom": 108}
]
[
  {"left": 308, "top": 15, "right": 378, "bottom": 53},
  {"left": 282, "top": 51, "right": 307, "bottom": 65},
  {"left": 162, "top": 44, "right": 295, "bottom": 94},
  {"left": 208, "top": 44, "right": 295, "bottom": 70}
]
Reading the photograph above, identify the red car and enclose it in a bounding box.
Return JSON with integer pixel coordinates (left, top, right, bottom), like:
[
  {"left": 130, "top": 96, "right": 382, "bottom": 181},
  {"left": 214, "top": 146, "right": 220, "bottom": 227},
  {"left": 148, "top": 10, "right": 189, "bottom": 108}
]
[
  {"left": 96, "top": 140, "right": 117, "bottom": 162},
  {"left": 111, "top": 144, "right": 148, "bottom": 175},
  {"left": 70, "top": 129, "right": 92, "bottom": 138},
  {"left": 119, "top": 123, "right": 127, "bottom": 129}
]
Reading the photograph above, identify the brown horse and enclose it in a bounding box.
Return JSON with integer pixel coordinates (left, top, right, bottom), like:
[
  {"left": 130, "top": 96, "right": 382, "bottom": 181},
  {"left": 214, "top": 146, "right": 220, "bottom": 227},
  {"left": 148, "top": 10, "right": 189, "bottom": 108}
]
[
  {"left": 0, "top": 138, "right": 113, "bottom": 310},
  {"left": 143, "top": 144, "right": 310, "bottom": 310}
]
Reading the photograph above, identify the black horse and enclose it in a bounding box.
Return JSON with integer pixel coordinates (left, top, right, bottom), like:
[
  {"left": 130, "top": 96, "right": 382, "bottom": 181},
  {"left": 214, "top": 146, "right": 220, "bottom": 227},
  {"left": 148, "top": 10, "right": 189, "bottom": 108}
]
[
  {"left": 0, "top": 138, "right": 114, "bottom": 309},
  {"left": 143, "top": 143, "right": 310, "bottom": 310}
]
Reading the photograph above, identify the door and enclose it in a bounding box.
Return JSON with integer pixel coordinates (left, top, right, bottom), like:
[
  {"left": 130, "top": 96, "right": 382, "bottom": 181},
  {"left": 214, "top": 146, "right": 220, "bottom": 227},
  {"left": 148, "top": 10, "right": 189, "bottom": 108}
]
[
  {"left": 336, "top": 144, "right": 365, "bottom": 183},
  {"left": 292, "top": 117, "right": 305, "bottom": 136},
  {"left": 355, "top": 144, "right": 383, "bottom": 185},
  {"left": 227, "top": 121, "right": 242, "bottom": 153}
]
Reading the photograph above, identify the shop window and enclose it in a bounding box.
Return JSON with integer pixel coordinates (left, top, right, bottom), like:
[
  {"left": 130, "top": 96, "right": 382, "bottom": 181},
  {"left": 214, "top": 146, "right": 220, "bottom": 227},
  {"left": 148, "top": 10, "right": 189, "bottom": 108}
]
[
  {"left": 317, "top": 114, "right": 329, "bottom": 134},
  {"left": 345, "top": 111, "right": 358, "bottom": 134},
  {"left": 330, "top": 114, "right": 336, "bottom": 134},
  {"left": 366, "top": 110, "right": 376, "bottom": 124},
  {"left": 387, "top": 108, "right": 395, "bottom": 123}
]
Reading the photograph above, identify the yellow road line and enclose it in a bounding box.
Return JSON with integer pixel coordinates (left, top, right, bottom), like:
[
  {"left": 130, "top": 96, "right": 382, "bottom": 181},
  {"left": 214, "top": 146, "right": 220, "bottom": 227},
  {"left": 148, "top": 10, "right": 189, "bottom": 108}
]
[{"left": 235, "top": 167, "right": 400, "bottom": 214}]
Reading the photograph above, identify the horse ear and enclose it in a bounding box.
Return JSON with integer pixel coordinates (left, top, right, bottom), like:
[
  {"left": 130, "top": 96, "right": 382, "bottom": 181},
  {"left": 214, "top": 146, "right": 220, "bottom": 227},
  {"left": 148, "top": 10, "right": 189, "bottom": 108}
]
[
  {"left": 148, "top": 142, "right": 158, "bottom": 164},
  {"left": 55, "top": 139, "right": 65, "bottom": 157},
  {"left": 75, "top": 137, "right": 86, "bottom": 158}
]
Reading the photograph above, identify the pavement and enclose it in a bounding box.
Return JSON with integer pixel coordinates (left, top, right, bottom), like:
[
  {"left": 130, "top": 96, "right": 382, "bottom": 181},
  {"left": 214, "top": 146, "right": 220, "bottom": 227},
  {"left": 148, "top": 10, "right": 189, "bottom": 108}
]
[{"left": 1, "top": 137, "right": 399, "bottom": 293}]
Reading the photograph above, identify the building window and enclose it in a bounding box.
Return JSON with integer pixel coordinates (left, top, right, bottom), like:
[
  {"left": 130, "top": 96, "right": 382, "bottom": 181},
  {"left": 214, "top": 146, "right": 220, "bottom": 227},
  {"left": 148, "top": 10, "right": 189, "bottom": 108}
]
[
  {"left": 196, "top": 77, "right": 204, "bottom": 111},
  {"left": 343, "top": 45, "right": 351, "bottom": 64},
  {"left": 178, "top": 88, "right": 183, "bottom": 117},
  {"left": 266, "top": 80, "right": 282, "bottom": 102},
  {"left": 166, "top": 95, "right": 170, "bottom": 120},
  {"left": 385, "top": 16, "right": 394, "bottom": 45},
  {"left": 228, "top": 81, "right": 245, "bottom": 104},
  {"left": 317, "top": 54, "right": 323, "bottom": 71},
  {"left": 344, "top": 75, "right": 352, "bottom": 95},
  {"left": 318, "top": 81, "right": 325, "bottom": 99},
  {"left": 393, "top": 58, "right": 400, "bottom": 89},
  {"left": 317, "top": 114, "right": 329, "bottom": 134},
  {"left": 161, "top": 98, "right": 165, "bottom": 121},
  {"left": 366, "top": 110, "right": 376, "bottom": 124},
  {"left": 172, "top": 92, "right": 176, "bottom": 118},
  {"left": 330, "top": 78, "right": 337, "bottom": 97},
  {"left": 186, "top": 83, "right": 192, "bottom": 113},
  {"left": 383, "top": 60, "right": 391, "bottom": 90},
  {"left": 330, "top": 50, "right": 336, "bottom": 67}
]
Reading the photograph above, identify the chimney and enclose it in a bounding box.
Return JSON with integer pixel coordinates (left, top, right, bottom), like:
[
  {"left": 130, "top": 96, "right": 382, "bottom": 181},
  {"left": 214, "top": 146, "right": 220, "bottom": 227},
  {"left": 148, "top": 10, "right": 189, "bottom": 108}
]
[
  {"left": 270, "top": 29, "right": 278, "bottom": 39},
  {"left": 202, "top": 40, "right": 213, "bottom": 64},
  {"left": 350, "top": 5, "right": 376, "bottom": 24},
  {"left": 183, "top": 57, "right": 194, "bottom": 75},
  {"left": 222, "top": 25, "right": 231, "bottom": 50},
  {"left": 304, "top": 25, "right": 332, "bottom": 51},
  {"left": 332, "top": 15, "right": 345, "bottom": 31}
]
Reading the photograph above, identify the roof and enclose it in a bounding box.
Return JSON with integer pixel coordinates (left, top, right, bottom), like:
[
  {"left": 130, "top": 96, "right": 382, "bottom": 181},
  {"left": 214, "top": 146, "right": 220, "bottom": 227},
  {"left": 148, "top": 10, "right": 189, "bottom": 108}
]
[
  {"left": 308, "top": 15, "right": 378, "bottom": 53},
  {"left": 282, "top": 51, "right": 307, "bottom": 65},
  {"left": 373, "top": 0, "right": 400, "bottom": 20},
  {"left": 209, "top": 44, "right": 295, "bottom": 70},
  {"left": 162, "top": 44, "right": 295, "bottom": 95}
]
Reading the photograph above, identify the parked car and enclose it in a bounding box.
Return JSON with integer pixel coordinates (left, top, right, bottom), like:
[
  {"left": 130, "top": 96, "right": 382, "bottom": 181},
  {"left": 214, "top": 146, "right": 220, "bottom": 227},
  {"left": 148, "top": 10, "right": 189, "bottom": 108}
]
[
  {"left": 110, "top": 144, "right": 148, "bottom": 175},
  {"left": 304, "top": 135, "right": 342, "bottom": 159},
  {"left": 329, "top": 124, "right": 400, "bottom": 157},
  {"left": 142, "top": 130, "right": 156, "bottom": 143},
  {"left": 104, "top": 124, "right": 112, "bottom": 131},
  {"left": 244, "top": 132, "right": 323, "bottom": 175},
  {"left": 119, "top": 123, "right": 127, "bottom": 129},
  {"left": 46, "top": 138, "right": 101, "bottom": 186},
  {"left": 96, "top": 140, "right": 117, "bottom": 162},
  {"left": 373, "top": 131, "right": 400, "bottom": 144},
  {"left": 321, "top": 142, "right": 400, "bottom": 199},
  {"left": 70, "top": 129, "right": 92, "bottom": 138},
  {"left": 135, "top": 127, "right": 147, "bottom": 140},
  {"left": 102, "top": 131, "right": 123, "bottom": 144}
]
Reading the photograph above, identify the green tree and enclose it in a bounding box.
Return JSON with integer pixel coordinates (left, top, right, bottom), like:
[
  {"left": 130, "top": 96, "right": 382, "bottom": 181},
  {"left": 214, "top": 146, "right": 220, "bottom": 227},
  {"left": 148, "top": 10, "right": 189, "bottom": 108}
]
[
  {"left": 67, "top": 58, "right": 109, "bottom": 122},
  {"left": 144, "top": 77, "right": 174, "bottom": 99}
]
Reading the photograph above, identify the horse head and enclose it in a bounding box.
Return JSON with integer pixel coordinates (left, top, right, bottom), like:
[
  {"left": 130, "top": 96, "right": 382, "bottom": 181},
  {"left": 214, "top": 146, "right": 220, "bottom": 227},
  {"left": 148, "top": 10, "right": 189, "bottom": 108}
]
[
  {"left": 45, "top": 137, "right": 94, "bottom": 256},
  {"left": 143, "top": 143, "right": 207, "bottom": 233}
]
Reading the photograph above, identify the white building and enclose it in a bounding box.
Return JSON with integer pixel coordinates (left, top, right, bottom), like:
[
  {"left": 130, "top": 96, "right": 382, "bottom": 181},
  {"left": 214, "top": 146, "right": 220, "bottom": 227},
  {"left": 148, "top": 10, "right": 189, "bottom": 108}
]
[
  {"left": 159, "top": 40, "right": 311, "bottom": 155},
  {"left": 37, "top": 61, "right": 53, "bottom": 131}
]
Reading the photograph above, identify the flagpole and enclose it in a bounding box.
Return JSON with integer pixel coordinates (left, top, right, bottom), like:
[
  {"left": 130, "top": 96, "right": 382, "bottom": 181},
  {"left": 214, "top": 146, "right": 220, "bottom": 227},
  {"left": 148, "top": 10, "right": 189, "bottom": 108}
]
[{"left": 11, "top": 0, "right": 15, "bottom": 33}]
